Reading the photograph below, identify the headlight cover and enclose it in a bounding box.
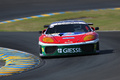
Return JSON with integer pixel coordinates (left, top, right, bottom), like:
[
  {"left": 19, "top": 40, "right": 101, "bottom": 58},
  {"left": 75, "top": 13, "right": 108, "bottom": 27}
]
[
  {"left": 42, "top": 37, "right": 54, "bottom": 43},
  {"left": 83, "top": 35, "right": 95, "bottom": 41}
]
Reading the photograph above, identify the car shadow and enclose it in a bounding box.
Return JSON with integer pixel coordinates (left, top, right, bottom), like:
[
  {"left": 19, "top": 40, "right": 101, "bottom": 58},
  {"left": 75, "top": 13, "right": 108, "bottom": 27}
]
[
  {"left": 41, "top": 49, "right": 114, "bottom": 59},
  {"left": 99, "top": 49, "right": 114, "bottom": 55}
]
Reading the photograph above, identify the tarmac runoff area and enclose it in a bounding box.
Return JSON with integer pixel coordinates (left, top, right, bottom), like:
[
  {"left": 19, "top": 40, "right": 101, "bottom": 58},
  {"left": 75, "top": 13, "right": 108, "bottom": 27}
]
[{"left": 0, "top": 47, "right": 40, "bottom": 77}]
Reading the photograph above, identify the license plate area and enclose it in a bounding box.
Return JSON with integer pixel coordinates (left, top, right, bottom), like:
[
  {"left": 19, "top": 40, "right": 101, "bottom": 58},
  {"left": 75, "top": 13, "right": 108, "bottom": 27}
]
[{"left": 57, "top": 45, "right": 81, "bottom": 54}]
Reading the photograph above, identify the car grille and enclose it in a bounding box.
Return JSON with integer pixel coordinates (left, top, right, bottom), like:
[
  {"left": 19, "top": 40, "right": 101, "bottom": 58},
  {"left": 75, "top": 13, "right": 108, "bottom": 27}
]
[
  {"left": 80, "top": 44, "right": 94, "bottom": 52},
  {"left": 45, "top": 46, "right": 58, "bottom": 54}
]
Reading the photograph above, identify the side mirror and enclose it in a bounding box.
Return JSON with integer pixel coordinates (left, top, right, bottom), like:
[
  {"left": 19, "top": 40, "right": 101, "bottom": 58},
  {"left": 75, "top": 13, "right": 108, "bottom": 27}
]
[
  {"left": 39, "top": 31, "right": 42, "bottom": 34},
  {"left": 44, "top": 25, "right": 49, "bottom": 28},
  {"left": 95, "top": 27, "right": 99, "bottom": 30},
  {"left": 39, "top": 29, "right": 47, "bottom": 34},
  {"left": 91, "top": 27, "right": 95, "bottom": 31}
]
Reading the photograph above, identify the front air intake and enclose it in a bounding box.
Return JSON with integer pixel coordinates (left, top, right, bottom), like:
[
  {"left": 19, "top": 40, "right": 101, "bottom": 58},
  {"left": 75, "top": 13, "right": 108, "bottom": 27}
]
[
  {"left": 80, "top": 44, "right": 94, "bottom": 52},
  {"left": 45, "top": 46, "right": 58, "bottom": 54}
]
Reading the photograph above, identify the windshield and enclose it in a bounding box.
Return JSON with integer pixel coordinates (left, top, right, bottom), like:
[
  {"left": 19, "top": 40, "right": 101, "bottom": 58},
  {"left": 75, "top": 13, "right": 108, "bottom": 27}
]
[{"left": 46, "top": 24, "right": 91, "bottom": 34}]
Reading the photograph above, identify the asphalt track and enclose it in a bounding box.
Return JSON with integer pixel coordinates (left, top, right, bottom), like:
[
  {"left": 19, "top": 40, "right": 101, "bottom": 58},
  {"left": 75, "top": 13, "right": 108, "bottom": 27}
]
[
  {"left": 0, "top": 0, "right": 120, "bottom": 80},
  {"left": 0, "top": 31, "right": 120, "bottom": 80},
  {"left": 0, "top": 0, "right": 120, "bottom": 21}
]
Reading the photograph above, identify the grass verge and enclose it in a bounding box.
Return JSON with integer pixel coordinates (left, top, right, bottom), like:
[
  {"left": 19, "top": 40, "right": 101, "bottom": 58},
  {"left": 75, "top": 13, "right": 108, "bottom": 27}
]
[{"left": 0, "top": 9, "right": 120, "bottom": 32}]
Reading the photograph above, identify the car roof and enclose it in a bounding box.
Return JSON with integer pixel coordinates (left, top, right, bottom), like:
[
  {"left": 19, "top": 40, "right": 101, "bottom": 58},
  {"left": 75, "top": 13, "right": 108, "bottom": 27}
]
[{"left": 49, "top": 20, "right": 87, "bottom": 28}]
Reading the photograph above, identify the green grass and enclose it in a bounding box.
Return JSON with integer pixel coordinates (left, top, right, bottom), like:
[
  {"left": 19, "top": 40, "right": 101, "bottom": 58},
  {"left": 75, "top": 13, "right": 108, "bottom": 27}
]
[{"left": 0, "top": 9, "right": 120, "bottom": 32}]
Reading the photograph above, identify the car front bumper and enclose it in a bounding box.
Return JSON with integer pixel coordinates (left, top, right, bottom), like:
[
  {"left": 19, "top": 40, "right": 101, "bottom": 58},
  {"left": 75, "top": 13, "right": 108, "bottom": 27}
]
[{"left": 39, "top": 39, "right": 99, "bottom": 57}]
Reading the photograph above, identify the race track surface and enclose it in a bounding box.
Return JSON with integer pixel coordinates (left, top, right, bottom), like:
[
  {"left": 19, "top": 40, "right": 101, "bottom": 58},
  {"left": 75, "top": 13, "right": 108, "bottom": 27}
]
[
  {"left": 0, "top": 0, "right": 120, "bottom": 21},
  {"left": 0, "top": 31, "right": 120, "bottom": 80}
]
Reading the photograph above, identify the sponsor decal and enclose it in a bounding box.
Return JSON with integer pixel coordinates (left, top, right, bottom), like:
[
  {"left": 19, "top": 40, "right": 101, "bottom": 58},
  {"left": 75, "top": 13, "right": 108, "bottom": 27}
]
[
  {"left": 63, "top": 37, "right": 75, "bottom": 39},
  {"left": 57, "top": 48, "right": 63, "bottom": 53},
  {"left": 57, "top": 48, "right": 81, "bottom": 53},
  {"left": 42, "top": 48, "right": 44, "bottom": 52},
  {"left": 62, "top": 32, "right": 85, "bottom": 36},
  {"left": 65, "top": 40, "right": 73, "bottom": 44},
  {"left": 50, "top": 22, "right": 86, "bottom": 28},
  {"left": 51, "top": 33, "right": 60, "bottom": 36},
  {"left": 64, "top": 32, "right": 74, "bottom": 35}
]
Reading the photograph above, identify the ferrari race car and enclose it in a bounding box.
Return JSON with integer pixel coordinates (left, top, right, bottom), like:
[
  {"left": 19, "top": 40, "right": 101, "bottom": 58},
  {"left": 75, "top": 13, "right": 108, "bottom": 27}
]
[{"left": 39, "top": 20, "right": 99, "bottom": 57}]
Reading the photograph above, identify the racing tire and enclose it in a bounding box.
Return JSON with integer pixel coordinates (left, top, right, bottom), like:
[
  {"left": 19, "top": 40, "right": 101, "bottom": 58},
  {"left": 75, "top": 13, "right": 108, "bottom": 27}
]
[
  {"left": 39, "top": 46, "right": 42, "bottom": 54},
  {"left": 96, "top": 42, "right": 100, "bottom": 54}
]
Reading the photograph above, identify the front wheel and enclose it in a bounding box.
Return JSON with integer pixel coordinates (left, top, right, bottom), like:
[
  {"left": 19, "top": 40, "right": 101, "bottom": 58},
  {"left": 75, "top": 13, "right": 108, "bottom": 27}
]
[
  {"left": 96, "top": 42, "right": 100, "bottom": 53},
  {"left": 39, "top": 46, "right": 42, "bottom": 54}
]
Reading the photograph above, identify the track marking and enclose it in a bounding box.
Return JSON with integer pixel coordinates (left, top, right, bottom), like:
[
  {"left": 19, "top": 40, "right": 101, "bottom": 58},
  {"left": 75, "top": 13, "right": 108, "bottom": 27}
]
[
  {"left": 0, "top": 7, "right": 120, "bottom": 24},
  {"left": 0, "top": 47, "right": 40, "bottom": 77}
]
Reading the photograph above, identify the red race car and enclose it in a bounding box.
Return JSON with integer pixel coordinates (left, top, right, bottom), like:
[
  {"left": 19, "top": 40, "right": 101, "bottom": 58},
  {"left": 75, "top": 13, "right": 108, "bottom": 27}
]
[{"left": 39, "top": 20, "right": 99, "bottom": 57}]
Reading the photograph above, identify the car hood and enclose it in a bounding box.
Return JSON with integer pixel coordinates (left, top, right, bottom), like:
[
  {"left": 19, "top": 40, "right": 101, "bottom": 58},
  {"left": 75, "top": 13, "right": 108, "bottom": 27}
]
[{"left": 51, "top": 32, "right": 86, "bottom": 43}]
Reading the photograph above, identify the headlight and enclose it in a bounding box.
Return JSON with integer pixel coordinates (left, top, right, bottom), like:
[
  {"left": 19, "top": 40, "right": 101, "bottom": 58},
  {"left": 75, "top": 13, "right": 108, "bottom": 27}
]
[
  {"left": 42, "top": 37, "right": 54, "bottom": 42},
  {"left": 83, "top": 35, "right": 95, "bottom": 41}
]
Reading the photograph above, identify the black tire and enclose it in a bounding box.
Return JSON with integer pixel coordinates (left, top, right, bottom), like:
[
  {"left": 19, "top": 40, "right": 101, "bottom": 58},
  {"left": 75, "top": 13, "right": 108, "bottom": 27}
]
[
  {"left": 96, "top": 42, "right": 99, "bottom": 50},
  {"left": 39, "top": 46, "right": 42, "bottom": 53},
  {"left": 96, "top": 42, "right": 100, "bottom": 54}
]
